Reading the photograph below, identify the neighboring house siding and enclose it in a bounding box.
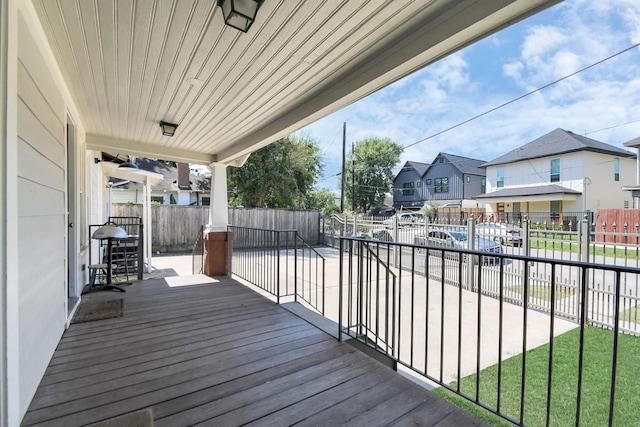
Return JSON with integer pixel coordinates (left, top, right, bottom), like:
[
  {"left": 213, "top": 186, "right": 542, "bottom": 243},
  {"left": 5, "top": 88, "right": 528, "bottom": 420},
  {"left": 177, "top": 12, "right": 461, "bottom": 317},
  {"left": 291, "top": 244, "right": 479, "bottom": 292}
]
[
  {"left": 583, "top": 152, "right": 635, "bottom": 210},
  {"left": 423, "top": 162, "right": 464, "bottom": 201},
  {"left": 394, "top": 168, "right": 423, "bottom": 207},
  {"left": 463, "top": 174, "right": 484, "bottom": 199},
  {"left": 484, "top": 151, "right": 634, "bottom": 212},
  {"left": 16, "top": 13, "right": 67, "bottom": 418}
]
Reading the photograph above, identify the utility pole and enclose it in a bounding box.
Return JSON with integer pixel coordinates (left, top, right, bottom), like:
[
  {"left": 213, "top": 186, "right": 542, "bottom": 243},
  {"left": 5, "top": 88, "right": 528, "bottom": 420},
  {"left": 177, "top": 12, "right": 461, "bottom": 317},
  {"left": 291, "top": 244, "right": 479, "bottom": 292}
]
[
  {"left": 352, "top": 141, "right": 355, "bottom": 212},
  {"left": 340, "top": 122, "right": 346, "bottom": 212}
]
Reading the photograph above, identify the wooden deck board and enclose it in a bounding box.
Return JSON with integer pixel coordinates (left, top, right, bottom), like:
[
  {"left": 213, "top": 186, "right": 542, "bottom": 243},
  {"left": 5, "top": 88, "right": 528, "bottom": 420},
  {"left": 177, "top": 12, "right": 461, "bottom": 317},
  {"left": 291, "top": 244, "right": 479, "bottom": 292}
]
[{"left": 22, "top": 276, "right": 484, "bottom": 427}]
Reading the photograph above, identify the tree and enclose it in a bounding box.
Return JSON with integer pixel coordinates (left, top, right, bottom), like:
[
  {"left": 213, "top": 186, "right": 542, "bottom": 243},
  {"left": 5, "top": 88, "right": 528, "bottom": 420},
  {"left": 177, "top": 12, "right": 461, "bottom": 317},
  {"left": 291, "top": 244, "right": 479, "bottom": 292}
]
[
  {"left": 345, "top": 137, "right": 403, "bottom": 212},
  {"left": 227, "top": 134, "right": 323, "bottom": 209},
  {"left": 305, "top": 188, "right": 337, "bottom": 211}
]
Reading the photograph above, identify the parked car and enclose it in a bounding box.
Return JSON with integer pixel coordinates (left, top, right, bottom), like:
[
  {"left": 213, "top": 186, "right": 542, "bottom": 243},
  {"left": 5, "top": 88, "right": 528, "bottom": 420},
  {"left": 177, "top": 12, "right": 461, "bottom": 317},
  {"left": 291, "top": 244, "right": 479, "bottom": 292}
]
[
  {"left": 476, "top": 222, "right": 523, "bottom": 246},
  {"left": 383, "top": 212, "right": 418, "bottom": 228},
  {"left": 413, "top": 227, "right": 502, "bottom": 264}
]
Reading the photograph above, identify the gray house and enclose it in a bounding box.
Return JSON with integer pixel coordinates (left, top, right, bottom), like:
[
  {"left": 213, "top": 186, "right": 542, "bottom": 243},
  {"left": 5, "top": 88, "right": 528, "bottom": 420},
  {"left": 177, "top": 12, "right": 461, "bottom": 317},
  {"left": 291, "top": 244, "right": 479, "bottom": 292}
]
[{"left": 393, "top": 153, "right": 487, "bottom": 209}]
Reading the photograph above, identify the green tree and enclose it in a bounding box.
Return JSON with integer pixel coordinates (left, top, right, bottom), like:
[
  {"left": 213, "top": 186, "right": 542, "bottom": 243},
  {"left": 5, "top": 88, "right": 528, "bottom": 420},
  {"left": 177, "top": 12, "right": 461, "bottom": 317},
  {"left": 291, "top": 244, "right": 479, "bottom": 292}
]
[
  {"left": 227, "top": 134, "right": 323, "bottom": 209},
  {"left": 345, "top": 137, "right": 403, "bottom": 212},
  {"left": 305, "top": 188, "right": 337, "bottom": 211}
]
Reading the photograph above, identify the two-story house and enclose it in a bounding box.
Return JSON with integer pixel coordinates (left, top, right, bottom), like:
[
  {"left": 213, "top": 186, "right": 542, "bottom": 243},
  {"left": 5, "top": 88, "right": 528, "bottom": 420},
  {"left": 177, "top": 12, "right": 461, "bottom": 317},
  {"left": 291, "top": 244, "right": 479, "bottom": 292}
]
[
  {"left": 476, "top": 128, "right": 636, "bottom": 221},
  {"left": 393, "top": 153, "right": 487, "bottom": 209}
]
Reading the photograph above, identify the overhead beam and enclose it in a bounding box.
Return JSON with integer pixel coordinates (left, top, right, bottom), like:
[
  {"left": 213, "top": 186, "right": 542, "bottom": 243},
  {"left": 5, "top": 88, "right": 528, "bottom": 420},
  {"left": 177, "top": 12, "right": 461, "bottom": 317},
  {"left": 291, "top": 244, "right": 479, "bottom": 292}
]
[{"left": 86, "top": 134, "right": 216, "bottom": 165}]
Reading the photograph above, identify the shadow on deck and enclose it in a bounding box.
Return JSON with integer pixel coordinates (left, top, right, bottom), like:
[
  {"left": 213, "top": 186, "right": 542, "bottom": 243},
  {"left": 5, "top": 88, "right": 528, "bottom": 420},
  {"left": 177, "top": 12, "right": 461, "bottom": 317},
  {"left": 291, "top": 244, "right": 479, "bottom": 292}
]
[{"left": 23, "top": 275, "right": 483, "bottom": 426}]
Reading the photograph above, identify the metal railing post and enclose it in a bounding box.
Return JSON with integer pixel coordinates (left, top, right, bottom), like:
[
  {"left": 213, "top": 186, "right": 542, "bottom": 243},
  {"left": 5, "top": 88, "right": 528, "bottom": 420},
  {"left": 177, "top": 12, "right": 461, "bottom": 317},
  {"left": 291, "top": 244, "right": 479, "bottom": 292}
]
[
  {"left": 580, "top": 216, "right": 590, "bottom": 324},
  {"left": 294, "top": 231, "right": 298, "bottom": 303},
  {"left": 276, "top": 231, "right": 281, "bottom": 304},
  {"left": 467, "top": 216, "right": 475, "bottom": 290},
  {"left": 394, "top": 216, "right": 399, "bottom": 267},
  {"left": 338, "top": 238, "right": 344, "bottom": 341}
]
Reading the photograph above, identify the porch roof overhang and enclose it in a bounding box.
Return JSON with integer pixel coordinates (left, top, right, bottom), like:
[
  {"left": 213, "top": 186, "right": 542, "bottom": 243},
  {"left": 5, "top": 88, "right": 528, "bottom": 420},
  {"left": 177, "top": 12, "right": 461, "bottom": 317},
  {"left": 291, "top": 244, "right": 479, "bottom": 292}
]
[
  {"left": 474, "top": 184, "right": 581, "bottom": 204},
  {"left": 101, "top": 162, "right": 164, "bottom": 186},
  {"left": 32, "top": 0, "right": 561, "bottom": 166}
]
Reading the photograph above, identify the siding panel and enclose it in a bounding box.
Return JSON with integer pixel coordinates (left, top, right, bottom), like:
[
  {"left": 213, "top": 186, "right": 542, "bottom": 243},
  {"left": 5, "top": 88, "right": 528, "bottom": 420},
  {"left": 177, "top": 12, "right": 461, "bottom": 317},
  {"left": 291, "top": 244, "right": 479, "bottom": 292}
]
[{"left": 17, "top": 11, "right": 67, "bottom": 418}]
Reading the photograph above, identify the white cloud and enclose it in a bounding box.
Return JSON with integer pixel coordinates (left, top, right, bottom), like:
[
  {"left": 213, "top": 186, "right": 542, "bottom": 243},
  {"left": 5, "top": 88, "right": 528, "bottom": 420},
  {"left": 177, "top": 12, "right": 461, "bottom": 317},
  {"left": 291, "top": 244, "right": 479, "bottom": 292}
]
[{"left": 303, "top": 0, "right": 640, "bottom": 191}]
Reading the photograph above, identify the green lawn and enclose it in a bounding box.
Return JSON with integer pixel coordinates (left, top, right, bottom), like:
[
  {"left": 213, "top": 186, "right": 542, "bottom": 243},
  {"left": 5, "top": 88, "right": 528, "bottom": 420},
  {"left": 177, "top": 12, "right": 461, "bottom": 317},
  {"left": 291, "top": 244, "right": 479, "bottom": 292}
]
[
  {"left": 505, "top": 284, "right": 576, "bottom": 302},
  {"left": 433, "top": 327, "right": 640, "bottom": 426}
]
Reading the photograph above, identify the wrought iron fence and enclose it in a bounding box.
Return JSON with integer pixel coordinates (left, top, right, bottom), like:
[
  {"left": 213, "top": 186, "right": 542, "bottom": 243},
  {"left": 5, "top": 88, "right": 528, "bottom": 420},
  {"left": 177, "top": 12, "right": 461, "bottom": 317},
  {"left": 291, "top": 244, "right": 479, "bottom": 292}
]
[
  {"left": 229, "top": 226, "right": 326, "bottom": 314},
  {"left": 339, "top": 235, "right": 640, "bottom": 426},
  {"left": 191, "top": 225, "right": 204, "bottom": 275}
]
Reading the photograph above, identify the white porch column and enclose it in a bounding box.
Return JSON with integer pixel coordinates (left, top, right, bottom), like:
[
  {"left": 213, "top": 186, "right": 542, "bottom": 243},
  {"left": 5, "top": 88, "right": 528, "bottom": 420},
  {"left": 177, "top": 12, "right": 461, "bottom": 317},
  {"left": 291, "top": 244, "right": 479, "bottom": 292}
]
[
  {"left": 143, "top": 178, "right": 153, "bottom": 273},
  {"left": 203, "top": 162, "right": 231, "bottom": 276},
  {"left": 206, "top": 162, "right": 229, "bottom": 232}
]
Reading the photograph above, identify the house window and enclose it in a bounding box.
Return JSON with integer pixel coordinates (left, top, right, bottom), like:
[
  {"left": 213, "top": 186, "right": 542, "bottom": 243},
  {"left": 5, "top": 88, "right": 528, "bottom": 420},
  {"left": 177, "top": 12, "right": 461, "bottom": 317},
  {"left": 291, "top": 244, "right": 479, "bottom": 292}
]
[
  {"left": 550, "top": 200, "right": 560, "bottom": 218},
  {"left": 426, "top": 178, "right": 432, "bottom": 185},
  {"left": 151, "top": 196, "right": 164, "bottom": 204},
  {"left": 550, "top": 159, "right": 560, "bottom": 183},
  {"left": 435, "top": 177, "right": 449, "bottom": 193},
  {"left": 416, "top": 181, "right": 422, "bottom": 188},
  {"left": 497, "top": 168, "right": 504, "bottom": 188},
  {"left": 624, "top": 200, "right": 630, "bottom": 209},
  {"left": 481, "top": 177, "right": 486, "bottom": 193},
  {"left": 402, "top": 182, "right": 414, "bottom": 196},
  {"left": 614, "top": 158, "right": 620, "bottom": 181}
]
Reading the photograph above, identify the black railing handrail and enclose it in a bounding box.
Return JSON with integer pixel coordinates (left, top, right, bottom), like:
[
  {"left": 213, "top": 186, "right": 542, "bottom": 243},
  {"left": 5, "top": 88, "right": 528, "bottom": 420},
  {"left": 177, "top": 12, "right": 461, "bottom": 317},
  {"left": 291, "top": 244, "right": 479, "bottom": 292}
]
[{"left": 341, "top": 235, "right": 640, "bottom": 274}]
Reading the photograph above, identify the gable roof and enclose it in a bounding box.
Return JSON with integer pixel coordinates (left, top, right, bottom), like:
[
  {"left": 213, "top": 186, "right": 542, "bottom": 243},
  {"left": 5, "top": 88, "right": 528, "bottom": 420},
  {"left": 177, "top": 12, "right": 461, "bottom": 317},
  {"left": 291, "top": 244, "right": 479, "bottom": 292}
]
[
  {"left": 436, "top": 153, "right": 486, "bottom": 175},
  {"left": 395, "top": 161, "right": 430, "bottom": 181},
  {"left": 481, "top": 128, "right": 635, "bottom": 168}
]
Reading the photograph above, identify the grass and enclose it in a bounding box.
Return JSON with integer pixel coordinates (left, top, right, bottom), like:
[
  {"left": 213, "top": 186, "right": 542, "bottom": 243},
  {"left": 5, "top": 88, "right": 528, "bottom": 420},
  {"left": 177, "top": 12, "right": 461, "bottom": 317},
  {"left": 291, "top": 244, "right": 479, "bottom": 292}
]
[
  {"left": 530, "top": 237, "right": 638, "bottom": 258},
  {"left": 432, "top": 327, "right": 640, "bottom": 426},
  {"left": 505, "top": 284, "right": 576, "bottom": 302}
]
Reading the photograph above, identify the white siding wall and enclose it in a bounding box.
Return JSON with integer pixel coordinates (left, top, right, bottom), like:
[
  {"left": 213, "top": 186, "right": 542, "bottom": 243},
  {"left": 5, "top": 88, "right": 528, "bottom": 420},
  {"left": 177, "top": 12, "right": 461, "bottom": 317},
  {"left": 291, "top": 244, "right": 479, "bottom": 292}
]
[
  {"left": 485, "top": 151, "right": 635, "bottom": 212},
  {"left": 582, "top": 152, "right": 634, "bottom": 210},
  {"left": 16, "top": 10, "right": 66, "bottom": 418}
]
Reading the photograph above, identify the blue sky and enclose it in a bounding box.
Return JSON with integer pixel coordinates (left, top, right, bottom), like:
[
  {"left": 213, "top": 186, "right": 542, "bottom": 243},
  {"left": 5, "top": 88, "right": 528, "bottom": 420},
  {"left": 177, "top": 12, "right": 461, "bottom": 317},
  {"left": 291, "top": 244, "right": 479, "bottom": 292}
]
[{"left": 298, "top": 0, "right": 640, "bottom": 192}]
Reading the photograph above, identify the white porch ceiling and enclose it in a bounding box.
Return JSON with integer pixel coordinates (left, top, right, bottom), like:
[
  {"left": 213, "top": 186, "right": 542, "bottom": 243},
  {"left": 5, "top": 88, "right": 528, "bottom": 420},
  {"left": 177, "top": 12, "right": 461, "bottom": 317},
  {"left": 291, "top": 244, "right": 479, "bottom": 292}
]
[{"left": 32, "top": 0, "right": 561, "bottom": 166}]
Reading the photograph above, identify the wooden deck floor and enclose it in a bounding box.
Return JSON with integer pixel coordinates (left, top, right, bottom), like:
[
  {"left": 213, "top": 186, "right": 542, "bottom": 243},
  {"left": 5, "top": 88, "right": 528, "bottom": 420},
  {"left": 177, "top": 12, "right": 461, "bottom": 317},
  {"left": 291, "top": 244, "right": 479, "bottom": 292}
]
[{"left": 23, "top": 276, "right": 484, "bottom": 426}]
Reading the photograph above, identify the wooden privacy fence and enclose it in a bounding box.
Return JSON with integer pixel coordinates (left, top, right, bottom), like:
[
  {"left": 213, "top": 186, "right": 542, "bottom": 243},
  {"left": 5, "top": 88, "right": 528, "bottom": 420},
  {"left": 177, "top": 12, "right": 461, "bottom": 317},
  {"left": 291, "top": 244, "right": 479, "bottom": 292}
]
[{"left": 112, "top": 204, "right": 321, "bottom": 251}]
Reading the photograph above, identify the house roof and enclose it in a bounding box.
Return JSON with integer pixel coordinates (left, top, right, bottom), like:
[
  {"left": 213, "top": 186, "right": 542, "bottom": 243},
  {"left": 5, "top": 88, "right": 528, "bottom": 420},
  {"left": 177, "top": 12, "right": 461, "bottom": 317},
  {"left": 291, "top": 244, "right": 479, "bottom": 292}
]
[
  {"left": 395, "top": 153, "right": 486, "bottom": 181},
  {"left": 395, "top": 161, "right": 430, "bottom": 180},
  {"left": 111, "top": 158, "right": 210, "bottom": 193},
  {"left": 31, "top": 0, "right": 560, "bottom": 166},
  {"left": 436, "top": 153, "right": 487, "bottom": 175},
  {"left": 474, "top": 184, "right": 581, "bottom": 199},
  {"left": 481, "top": 128, "right": 635, "bottom": 168}
]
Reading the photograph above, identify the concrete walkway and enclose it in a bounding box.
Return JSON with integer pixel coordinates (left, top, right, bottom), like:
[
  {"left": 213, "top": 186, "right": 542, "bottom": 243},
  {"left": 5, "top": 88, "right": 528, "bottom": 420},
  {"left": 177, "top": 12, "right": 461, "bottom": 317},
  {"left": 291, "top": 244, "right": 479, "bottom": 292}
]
[{"left": 147, "top": 248, "right": 577, "bottom": 387}]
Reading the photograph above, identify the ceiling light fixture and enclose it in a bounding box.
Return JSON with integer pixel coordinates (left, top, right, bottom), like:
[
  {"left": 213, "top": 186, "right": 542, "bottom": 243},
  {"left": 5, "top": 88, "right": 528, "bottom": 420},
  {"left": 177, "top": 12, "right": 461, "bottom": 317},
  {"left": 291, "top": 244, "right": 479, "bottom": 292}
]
[
  {"left": 218, "top": 0, "right": 264, "bottom": 33},
  {"left": 160, "top": 121, "right": 179, "bottom": 137}
]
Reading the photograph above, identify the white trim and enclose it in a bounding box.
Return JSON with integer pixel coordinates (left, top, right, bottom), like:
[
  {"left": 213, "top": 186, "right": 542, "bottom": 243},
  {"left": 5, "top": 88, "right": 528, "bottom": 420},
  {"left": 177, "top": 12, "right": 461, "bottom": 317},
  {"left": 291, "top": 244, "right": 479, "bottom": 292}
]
[{"left": 2, "top": 1, "right": 19, "bottom": 424}]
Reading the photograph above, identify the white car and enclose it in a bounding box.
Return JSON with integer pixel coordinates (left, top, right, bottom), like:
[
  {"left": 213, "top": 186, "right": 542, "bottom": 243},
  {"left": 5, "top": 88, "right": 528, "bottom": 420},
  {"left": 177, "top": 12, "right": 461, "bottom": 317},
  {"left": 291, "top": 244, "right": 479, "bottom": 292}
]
[
  {"left": 476, "top": 222, "right": 523, "bottom": 246},
  {"left": 383, "top": 212, "right": 418, "bottom": 228}
]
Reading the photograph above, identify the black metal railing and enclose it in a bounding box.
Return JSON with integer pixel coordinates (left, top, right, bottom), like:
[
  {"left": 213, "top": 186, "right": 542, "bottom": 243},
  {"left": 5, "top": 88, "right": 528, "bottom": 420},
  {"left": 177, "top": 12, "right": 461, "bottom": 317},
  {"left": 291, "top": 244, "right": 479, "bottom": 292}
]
[
  {"left": 229, "top": 226, "right": 326, "bottom": 315},
  {"left": 88, "top": 216, "right": 144, "bottom": 281},
  {"left": 339, "top": 236, "right": 640, "bottom": 426},
  {"left": 192, "top": 225, "right": 204, "bottom": 275}
]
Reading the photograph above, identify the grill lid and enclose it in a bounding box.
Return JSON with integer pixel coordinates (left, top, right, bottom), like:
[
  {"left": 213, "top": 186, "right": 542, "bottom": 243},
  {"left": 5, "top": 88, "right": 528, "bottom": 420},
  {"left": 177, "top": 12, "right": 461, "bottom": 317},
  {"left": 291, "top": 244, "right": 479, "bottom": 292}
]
[{"left": 92, "top": 222, "right": 128, "bottom": 239}]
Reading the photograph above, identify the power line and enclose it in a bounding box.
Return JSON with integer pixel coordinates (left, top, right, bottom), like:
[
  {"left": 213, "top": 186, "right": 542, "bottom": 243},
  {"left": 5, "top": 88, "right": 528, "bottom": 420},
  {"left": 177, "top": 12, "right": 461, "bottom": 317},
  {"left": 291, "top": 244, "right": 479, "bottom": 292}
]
[{"left": 401, "top": 41, "right": 640, "bottom": 151}]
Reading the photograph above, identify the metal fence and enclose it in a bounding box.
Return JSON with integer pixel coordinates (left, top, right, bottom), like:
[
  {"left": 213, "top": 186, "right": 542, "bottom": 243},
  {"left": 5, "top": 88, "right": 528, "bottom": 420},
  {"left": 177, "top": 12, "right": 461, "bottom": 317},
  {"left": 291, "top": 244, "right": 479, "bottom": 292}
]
[
  {"left": 339, "top": 235, "right": 640, "bottom": 426},
  {"left": 191, "top": 225, "right": 204, "bottom": 275},
  {"left": 228, "top": 226, "right": 326, "bottom": 315}
]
